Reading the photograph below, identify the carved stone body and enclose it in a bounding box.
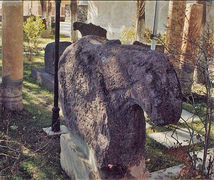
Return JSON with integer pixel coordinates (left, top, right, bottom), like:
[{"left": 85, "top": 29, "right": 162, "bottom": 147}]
[
  {"left": 73, "top": 22, "right": 107, "bottom": 38},
  {"left": 58, "top": 36, "right": 182, "bottom": 170}
]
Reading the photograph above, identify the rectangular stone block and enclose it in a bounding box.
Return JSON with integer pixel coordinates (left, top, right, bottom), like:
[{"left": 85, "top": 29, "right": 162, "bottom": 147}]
[
  {"left": 45, "top": 42, "right": 71, "bottom": 75},
  {"left": 60, "top": 133, "right": 100, "bottom": 180}
]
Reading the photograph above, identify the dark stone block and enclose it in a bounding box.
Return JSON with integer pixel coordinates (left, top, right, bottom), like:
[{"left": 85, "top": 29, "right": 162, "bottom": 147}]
[
  {"left": 31, "top": 68, "right": 54, "bottom": 92},
  {"left": 73, "top": 22, "right": 107, "bottom": 38},
  {"left": 45, "top": 41, "right": 72, "bottom": 75}
]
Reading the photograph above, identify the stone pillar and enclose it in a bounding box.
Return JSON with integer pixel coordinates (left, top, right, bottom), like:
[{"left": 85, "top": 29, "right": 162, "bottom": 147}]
[
  {"left": 165, "top": 1, "right": 186, "bottom": 77},
  {"left": 180, "top": 3, "right": 203, "bottom": 95},
  {"left": 70, "top": 0, "right": 78, "bottom": 43},
  {"left": 1, "top": 1, "right": 23, "bottom": 111},
  {"left": 136, "top": 0, "right": 145, "bottom": 42},
  {"left": 196, "top": 0, "right": 206, "bottom": 28}
]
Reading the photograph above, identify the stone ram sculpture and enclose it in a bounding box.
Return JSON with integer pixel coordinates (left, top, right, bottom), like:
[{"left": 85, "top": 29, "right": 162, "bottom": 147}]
[{"left": 58, "top": 35, "right": 182, "bottom": 179}]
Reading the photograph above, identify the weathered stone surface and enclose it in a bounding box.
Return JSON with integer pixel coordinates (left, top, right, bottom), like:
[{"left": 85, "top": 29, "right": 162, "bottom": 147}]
[
  {"left": 44, "top": 41, "right": 71, "bottom": 75},
  {"left": 31, "top": 68, "right": 54, "bottom": 92},
  {"left": 60, "top": 133, "right": 101, "bottom": 179},
  {"left": 65, "top": 4, "right": 88, "bottom": 23},
  {"left": 58, "top": 36, "right": 182, "bottom": 170},
  {"left": 77, "top": 5, "right": 88, "bottom": 23},
  {"left": 61, "top": 132, "right": 150, "bottom": 179},
  {"left": 0, "top": 76, "right": 23, "bottom": 111},
  {"left": 133, "top": 41, "right": 164, "bottom": 53},
  {"left": 73, "top": 22, "right": 107, "bottom": 38}
]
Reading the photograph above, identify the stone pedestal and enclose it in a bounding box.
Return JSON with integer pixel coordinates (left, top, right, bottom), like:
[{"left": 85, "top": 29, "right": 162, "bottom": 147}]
[
  {"left": 165, "top": 1, "right": 186, "bottom": 76},
  {"left": 180, "top": 3, "right": 203, "bottom": 95},
  {"left": 60, "top": 133, "right": 101, "bottom": 179},
  {"left": 60, "top": 133, "right": 150, "bottom": 180},
  {"left": 0, "top": 1, "right": 23, "bottom": 111}
]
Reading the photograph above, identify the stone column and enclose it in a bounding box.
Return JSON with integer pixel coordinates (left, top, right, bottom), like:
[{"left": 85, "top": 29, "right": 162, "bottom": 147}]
[
  {"left": 136, "top": 0, "right": 145, "bottom": 42},
  {"left": 70, "top": 0, "right": 78, "bottom": 43},
  {"left": 180, "top": 3, "right": 203, "bottom": 95},
  {"left": 165, "top": 1, "right": 186, "bottom": 76},
  {"left": 196, "top": 0, "right": 206, "bottom": 28},
  {"left": 2, "top": 1, "right": 23, "bottom": 111}
]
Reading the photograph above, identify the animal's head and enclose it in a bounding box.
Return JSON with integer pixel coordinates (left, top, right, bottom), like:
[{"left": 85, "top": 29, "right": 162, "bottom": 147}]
[
  {"left": 133, "top": 51, "right": 182, "bottom": 126},
  {"left": 73, "top": 21, "right": 83, "bottom": 31}
]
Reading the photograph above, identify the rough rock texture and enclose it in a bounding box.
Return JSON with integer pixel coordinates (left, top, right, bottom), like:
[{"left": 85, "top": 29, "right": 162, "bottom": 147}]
[
  {"left": 73, "top": 22, "right": 107, "bottom": 38},
  {"left": 58, "top": 36, "right": 182, "bottom": 169},
  {"left": 65, "top": 4, "right": 88, "bottom": 23},
  {"left": 77, "top": 5, "right": 88, "bottom": 23},
  {"left": 45, "top": 41, "right": 71, "bottom": 75}
]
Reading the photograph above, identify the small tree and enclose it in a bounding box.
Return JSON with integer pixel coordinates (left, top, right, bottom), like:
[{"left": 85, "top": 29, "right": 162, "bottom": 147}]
[
  {"left": 164, "top": 13, "right": 214, "bottom": 180},
  {"left": 23, "top": 15, "right": 45, "bottom": 61}
]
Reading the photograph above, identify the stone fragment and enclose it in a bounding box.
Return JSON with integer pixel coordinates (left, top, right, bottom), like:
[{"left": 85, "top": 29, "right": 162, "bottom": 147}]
[
  {"left": 44, "top": 41, "right": 71, "bottom": 75},
  {"left": 58, "top": 35, "right": 182, "bottom": 173},
  {"left": 73, "top": 22, "right": 107, "bottom": 38}
]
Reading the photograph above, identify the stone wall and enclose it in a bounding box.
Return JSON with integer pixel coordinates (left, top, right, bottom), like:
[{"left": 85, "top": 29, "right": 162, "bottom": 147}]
[
  {"left": 87, "top": 1, "right": 214, "bottom": 40},
  {"left": 87, "top": 1, "right": 169, "bottom": 39},
  {"left": 88, "top": 1, "right": 137, "bottom": 39},
  {"left": 65, "top": 4, "right": 88, "bottom": 23}
]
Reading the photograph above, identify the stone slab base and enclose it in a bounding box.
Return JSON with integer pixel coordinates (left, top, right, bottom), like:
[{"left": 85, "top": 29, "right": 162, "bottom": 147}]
[
  {"left": 60, "top": 133, "right": 150, "bottom": 179},
  {"left": 43, "top": 125, "right": 68, "bottom": 136},
  {"left": 60, "top": 133, "right": 101, "bottom": 179},
  {"left": 148, "top": 128, "right": 204, "bottom": 148},
  {"left": 31, "top": 68, "right": 54, "bottom": 92}
]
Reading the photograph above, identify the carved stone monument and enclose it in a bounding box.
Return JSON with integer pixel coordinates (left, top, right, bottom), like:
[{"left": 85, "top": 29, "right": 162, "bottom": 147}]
[
  {"left": 58, "top": 36, "right": 182, "bottom": 179},
  {"left": 45, "top": 42, "right": 72, "bottom": 75},
  {"left": 73, "top": 22, "right": 107, "bottom": 38},
  {"left": 31, "top": 42, "right": 71, "bottom": 91}
]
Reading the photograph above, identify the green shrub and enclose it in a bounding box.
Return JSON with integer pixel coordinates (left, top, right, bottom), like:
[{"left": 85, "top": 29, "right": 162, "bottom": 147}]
[
  {"left": 144, "top": 28, "right": 166, "bottom": 44},
  {"left": 23, "top": 15, "right": 45, "bottom": 60},
  {"left": 120, "top": 27, "right": 136, "bottom": 44}
]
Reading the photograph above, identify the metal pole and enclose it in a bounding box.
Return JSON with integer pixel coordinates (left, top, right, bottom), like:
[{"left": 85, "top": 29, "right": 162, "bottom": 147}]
[
  {"left": 151, "top": 0, "right": 159, "bottom": 50},
  {"left": 52, "top": 0, "right": 61, "bottom": 132}
]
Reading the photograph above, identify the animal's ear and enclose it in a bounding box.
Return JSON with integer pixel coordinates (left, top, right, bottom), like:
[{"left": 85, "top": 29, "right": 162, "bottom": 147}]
[{"left": 73, "top": 22, "right": 76, "bottom": 27}]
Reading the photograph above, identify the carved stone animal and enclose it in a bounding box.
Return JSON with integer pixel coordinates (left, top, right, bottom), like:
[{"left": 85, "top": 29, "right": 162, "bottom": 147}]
[
  {"left": 73, "top": 22, "right": 107, "bottom": 38},
  {"left": 58, "top": 35, "right": 182, "bottom": 169}
]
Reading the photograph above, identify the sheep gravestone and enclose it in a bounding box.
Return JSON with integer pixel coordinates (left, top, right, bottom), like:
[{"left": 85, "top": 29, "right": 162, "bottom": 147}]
[{"left": 58, "top": 35, "right": 182, "bottom": 179}]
